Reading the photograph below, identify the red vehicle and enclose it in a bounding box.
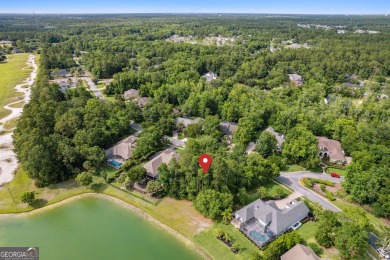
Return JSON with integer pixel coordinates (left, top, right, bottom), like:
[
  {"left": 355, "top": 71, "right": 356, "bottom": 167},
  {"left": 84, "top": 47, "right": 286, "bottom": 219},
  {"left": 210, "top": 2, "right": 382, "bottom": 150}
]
[{"left": 331, "top": 173, "right": 340, "bottom": 178}]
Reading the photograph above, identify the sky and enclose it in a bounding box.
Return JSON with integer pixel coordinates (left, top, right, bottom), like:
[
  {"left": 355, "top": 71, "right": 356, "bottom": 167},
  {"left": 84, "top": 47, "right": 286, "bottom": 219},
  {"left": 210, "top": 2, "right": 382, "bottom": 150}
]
[{"left": 1, "top": 0, "right": 389, "bottom": 14}]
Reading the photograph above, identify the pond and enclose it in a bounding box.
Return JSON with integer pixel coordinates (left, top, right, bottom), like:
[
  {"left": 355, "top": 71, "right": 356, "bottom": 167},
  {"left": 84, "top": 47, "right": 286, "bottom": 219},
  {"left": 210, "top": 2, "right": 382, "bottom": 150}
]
[{"left": 0, "top": 197, "right": 202, "bottom": 260}]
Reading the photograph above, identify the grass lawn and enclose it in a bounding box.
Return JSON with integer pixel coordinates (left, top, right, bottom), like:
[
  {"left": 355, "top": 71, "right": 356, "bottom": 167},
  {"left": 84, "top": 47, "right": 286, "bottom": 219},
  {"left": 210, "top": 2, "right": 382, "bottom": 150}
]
[
  {"left": 326, "top": 167, "right": 347, "bottom": 176},
  {"left": 0, "top": 168, "right": 92, "bottom": 213},
  {"left": 193, "top": 223, "right": 261, "bottom": 259},
  {"left": 0, "top": 53, "right": 31, "bottom": 119},
  {"left": 101, "top": 91, "right": 116, "bottom": 102},
  {"left": 281, "top": 164, "right": 305, "bottom": 172},
  {"left": 332, "top": 199, "right": 389, "bottom": 237},
  {"left": 244, "top": 182, "right": 292, "bottom": 205},
  {"left": 99, "top": 164, "right": 120, "bottom": 179},
  {"left": 296, "top": 221, "right": 319, "bottom": 242}
]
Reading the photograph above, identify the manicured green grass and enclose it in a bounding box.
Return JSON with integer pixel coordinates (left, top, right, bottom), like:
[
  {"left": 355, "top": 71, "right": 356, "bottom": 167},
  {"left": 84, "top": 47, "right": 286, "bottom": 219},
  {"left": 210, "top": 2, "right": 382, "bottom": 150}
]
[
  {"left": 0, "top": 53, "right": 31, "bottom": 119},
  {"left": 296, "top": 221, "right": 319, "bottom": 242},
  {"left": 332, "top": 200, "right": 389, "bottom": 237},
  {"left": 244, "top": 182, "right": 292, "bottom": 205},
  {"left": 0, "top": 168, "right": 92, "bottom": 213},
  {"left": 281, "top": 164, "right": 305, "bottom": 172},
  {"left": 327, "top": 167, "right": 346, "bottom": 176},
  {"left": 193, "top": 223, "right": 261, "bottom": 260},
  {"left": 99, "top": 164, "right": 120, "bottom": 179}
]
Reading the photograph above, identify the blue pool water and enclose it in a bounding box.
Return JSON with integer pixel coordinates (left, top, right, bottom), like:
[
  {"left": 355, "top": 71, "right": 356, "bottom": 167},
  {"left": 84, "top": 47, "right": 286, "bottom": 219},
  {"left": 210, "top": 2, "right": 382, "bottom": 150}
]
[
  {"left": 250, "top": 230, "right": 267, "bottom": 242},
  {"left": 108, "top": 160, "right": 122, "bottom": 168}
]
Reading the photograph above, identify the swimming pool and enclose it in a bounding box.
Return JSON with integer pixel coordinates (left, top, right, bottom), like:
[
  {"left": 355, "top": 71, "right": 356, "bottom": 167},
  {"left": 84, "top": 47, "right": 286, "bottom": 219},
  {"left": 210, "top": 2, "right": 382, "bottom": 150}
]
[
  {"left": 250, "top": 230, "right": 267, "bottom": 242},
  {"left": 108, "top": 160, "right": 122, "bottom": 168}
]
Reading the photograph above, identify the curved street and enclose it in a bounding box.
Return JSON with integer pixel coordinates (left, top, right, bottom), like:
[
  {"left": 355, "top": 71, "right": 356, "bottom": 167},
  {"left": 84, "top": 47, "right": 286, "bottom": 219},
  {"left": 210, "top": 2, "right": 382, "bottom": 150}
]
[{"left": 277, "top": 171, "right": 342, "bottom": 212}]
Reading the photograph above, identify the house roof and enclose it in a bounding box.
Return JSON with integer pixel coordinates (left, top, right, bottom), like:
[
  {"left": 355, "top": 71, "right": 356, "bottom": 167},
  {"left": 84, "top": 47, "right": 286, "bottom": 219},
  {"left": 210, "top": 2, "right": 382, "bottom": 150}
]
[
  {"left": 288, "top": 74, "right": 303, "bottom": 81},
  {"left": 124, "top": 89, "right": 139, "bottom": 99},
  {"left": 175, "top": 117, "right": 204, "bottom": 127},
  {"left": 106, "top": 135, "right": 137, "bottom": 160},
  {"left": 52, "top": 69, "right": 71, "bottom": 77},
  {"left": 219, "top": 121, "right": 238, "bottom": 135},
  {"left": 265, "top": 127, "right": 285, "bottom": 147},
  {"left": 317, "top": 136, "right": 346, "bottom": 163},
  {"left": 133, "top": 97, "right": 149, "bottom": 108},
  {"left": 281, "top": 244, "right": 322, "bottom": 260},
  {"left": 144, "top": 149, "right": 180, "bottom": 178},
  {"left": 202, "top": 72, "right": 217, "bottom": 81},
  {"left": 0, "top": 40, "right": 13, "bottom": 44},
  {"left": 235, "top": 199, "right": 309, "bottom": 235},
  {"left": 172, "top": 108, "right": 180, "bottom": 115}
]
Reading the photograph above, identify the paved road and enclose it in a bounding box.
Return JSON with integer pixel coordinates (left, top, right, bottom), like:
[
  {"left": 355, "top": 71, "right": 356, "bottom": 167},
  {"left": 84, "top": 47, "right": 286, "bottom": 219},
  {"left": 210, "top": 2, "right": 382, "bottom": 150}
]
[
  {"left": 73, "top": 56, "right": 104, "bottom": 100},
  {"left": 81, "top": 75, "right": 104, "bottom": 99},
  {"left": 277, "top": 171, "right": 342, "bottom": 212}
]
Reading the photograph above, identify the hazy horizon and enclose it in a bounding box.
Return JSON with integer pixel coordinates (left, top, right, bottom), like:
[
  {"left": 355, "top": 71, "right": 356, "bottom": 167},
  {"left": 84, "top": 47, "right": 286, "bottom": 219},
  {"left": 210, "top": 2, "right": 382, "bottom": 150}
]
[{"left": 1, "top": 0, "right": 389, "bottom": 15}]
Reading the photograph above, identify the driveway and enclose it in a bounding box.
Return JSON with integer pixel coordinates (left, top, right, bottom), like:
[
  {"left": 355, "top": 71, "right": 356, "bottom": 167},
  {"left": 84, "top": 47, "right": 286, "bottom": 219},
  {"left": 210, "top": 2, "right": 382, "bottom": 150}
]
[{"left": 277, "top": 171, "right": 342, "bottom": 212}]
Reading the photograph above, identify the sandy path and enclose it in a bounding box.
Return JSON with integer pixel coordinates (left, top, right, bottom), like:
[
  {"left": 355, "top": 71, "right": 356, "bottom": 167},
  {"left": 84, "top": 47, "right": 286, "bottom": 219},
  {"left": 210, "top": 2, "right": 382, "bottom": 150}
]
[{"left": 0, "top": 54, "right": 37, "bottom": 185}]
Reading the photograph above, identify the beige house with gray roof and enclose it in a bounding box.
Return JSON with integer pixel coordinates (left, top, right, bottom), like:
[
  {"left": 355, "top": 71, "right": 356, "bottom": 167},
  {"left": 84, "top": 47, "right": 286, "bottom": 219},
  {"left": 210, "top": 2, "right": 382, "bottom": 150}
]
[
  {"left": 235, "top": 199, "right": 309, "bottom": 247},
  {"left": 317, "top": 136, "right": 348, "bottom": 165},
  {"left": 143, "top": 149, "right": 180, "bottom": 179},
  {"left": 124, "top": 89, "right": 139, "bottom": 99},
  {"left": 106, "top": 135, "right": 137, "bottom": 161}
]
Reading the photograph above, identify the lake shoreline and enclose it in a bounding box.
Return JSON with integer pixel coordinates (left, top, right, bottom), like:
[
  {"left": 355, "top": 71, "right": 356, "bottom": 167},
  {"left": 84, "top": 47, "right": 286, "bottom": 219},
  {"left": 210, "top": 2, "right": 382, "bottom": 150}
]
[{"left": 0, "top": 192, "right": 211, "bottom": 259}]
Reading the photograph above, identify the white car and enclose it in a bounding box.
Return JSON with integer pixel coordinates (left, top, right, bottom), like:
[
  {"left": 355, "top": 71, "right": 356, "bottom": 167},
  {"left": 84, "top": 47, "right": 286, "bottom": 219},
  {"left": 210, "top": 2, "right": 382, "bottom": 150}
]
[{"left": 291, "top": 222, "right": 302, "bottom": 230}]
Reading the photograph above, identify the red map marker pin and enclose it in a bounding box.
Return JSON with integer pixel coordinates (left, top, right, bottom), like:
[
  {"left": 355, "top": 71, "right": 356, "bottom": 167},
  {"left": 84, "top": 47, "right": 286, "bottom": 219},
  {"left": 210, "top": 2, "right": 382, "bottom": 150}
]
[{"left": 199, "top": 154, "right": 212, "bottom": 174}]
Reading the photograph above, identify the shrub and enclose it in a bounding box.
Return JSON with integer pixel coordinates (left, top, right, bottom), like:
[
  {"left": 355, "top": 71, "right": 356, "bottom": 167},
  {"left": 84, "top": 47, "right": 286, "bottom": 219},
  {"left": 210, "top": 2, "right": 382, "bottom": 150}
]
[
  {"left": 20, "top": 191, "right": 35, "bottom": 204},
  {"left": 302, "top": 178, "right": 313, "bottom": 188},
  {"left": 320, "top": 184, "right": 326, "bottom": 192},
  {"left": 75, "top": 172, "right": 93, "bottom": 186},
  {"left": 325, "top": 190, "right": 335, "bottom": 201},
  {"left": 311, "top": 178, "right": 334, "bottom": 187},
  {"left": 214, "top": 228, "right": 224, "bottom": 238},
  {"left": 117, "top": 174, "right": 126, "bottom": 184},
  {"left": 308, "top": 242, "right": 324, "bottom": 255}
]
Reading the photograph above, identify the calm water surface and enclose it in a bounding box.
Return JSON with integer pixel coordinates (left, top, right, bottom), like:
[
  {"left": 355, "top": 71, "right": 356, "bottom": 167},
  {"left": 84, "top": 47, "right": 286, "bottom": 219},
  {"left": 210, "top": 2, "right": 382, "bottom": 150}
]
[{"left": 0, "top": 197, "right": 202, "bottom": 260}]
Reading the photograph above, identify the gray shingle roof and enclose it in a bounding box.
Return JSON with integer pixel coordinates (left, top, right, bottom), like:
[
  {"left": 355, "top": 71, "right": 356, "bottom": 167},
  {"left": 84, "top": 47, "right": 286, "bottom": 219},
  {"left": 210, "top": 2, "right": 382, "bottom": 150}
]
[
  {"left": 144, "top": 148, "right": 180, "bottom": 178},
  {"left": 281, "top": 244, "right": 322, "bottom": 260},
  {"left": 235, "top": 199, "right": 309, "bottom": 236}
]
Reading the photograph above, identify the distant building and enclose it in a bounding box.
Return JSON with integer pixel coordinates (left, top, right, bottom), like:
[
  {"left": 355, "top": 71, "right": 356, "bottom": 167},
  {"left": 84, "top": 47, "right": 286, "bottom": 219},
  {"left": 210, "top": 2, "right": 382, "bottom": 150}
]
[
  {"left": 281, "top": 244, "right": 322, "bottom": 260},
  {"left": 234, "top": 199, "right": 309, "bottom": 247},
  {"left": 317, "top": 136, "right": 348, "bottom": 165},
  {"left": 265, "top": 127, "right": 285, "bottom": 152},
  {"left": 246, "top": 142, "right": 256, "bottom": 154},
  {"left": 106, "top": 135, "right": 137, "bottom": 161},
  {"left": 13, "top": 48, "right": 22, "bottom": 53},
  {"left": 345, "top": 82, "right": 360, "bottom": 89},
  {"left": 0, "top": 40, "right": 13, "bottom": 45},
  {"left": 133, "top": 97, "right": 149, "bottom": 108},
  {"left": 57, "top": 80, "right": 70, "bottom": 92},
  {"left": 219, "top": 121, "right": 238, "bottom": 144},
  {"left": 288, "top": 74, "right": 303, "bottom": 86},
  {"left": 175, "top": 117, "right": 204, "bottom": 128},
  {"left": 143, "top": 149, "right": 180, "bottom": 179},
  {"left": 51, "top": 69, "right": 71, "bottom": 78},
  {"left": 124, "top": 89, "right": 139, "bottom": 100},
  {"left": 172, "top": 108, "right": 180, "bottom": 115},
  {"left": 202, "top": 72, "right": 217, "bottom": 81}
]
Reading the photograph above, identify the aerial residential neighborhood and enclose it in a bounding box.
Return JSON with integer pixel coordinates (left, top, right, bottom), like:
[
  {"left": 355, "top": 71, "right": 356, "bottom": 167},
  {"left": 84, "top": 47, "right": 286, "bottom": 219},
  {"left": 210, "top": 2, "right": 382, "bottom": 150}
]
[{"left": 0, "top": 2, "right": 389, "bottom": 260}]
